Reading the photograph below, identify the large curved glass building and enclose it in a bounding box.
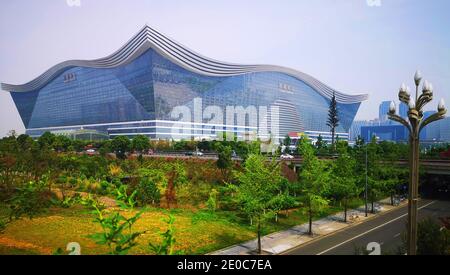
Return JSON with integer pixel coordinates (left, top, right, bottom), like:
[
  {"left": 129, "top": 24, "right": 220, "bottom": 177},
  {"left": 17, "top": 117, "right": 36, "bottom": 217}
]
[{"left": 1, "top": 26, "right": 368, "bottom": 142}]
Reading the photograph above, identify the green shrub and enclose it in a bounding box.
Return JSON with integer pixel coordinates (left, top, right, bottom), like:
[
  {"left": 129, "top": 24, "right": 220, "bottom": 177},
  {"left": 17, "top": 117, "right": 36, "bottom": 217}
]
[
  {"left": 7, "top": 180, "right": 55, "bottom": 221},
  {"left": 81, "top": 194, "right": 145, "bottom": 255},
  {"left": 135, "top": 177, "right": 161, "bottom": 206},
  {"left": 149, "top": 214, "right": 184, "bottom": 255},
  {"left": 206, "top": 189, "right": 218, "bottom": 212}
]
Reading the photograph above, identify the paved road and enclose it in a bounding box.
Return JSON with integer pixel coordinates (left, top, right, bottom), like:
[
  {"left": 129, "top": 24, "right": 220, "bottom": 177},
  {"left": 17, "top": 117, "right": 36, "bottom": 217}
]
[{"left": 284, "top": 199, "right": 450, "bottom": 255}]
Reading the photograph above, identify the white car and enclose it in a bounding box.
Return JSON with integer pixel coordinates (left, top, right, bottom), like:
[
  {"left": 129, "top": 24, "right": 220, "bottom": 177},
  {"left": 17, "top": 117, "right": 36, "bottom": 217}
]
[
  {"left": 193, "top": 151, "right": 204, "bottom": 156},
  {"left": 280, "top": 154, "right": 294, "bottom": 160}
]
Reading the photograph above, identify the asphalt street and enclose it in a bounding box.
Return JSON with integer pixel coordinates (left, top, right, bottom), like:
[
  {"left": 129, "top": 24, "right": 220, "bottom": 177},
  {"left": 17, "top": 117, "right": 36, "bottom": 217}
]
[{"left": 284, "top": 199, "right": 450, "bottom": 255}]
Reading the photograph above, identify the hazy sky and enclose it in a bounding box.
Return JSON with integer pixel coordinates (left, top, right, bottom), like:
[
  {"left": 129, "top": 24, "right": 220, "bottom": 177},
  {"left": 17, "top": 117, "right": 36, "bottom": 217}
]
[{"left": 1, "top": 0, "right": 449, "bottom": 137}]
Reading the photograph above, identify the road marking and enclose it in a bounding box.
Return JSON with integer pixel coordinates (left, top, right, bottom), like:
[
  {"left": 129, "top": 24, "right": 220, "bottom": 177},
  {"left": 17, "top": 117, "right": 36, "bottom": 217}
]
[
  {"left": 317, "top": 200, "right": 437, "bottom": 255},
  {"left": 393, "top": 233, "right": 401, "bottom": 238}
]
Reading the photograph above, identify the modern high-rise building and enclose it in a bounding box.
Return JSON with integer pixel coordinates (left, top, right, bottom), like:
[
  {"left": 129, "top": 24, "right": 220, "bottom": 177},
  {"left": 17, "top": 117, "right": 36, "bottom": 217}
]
[
  {"left": 361, "top": 124, "right": 408, "bottom": 143},
  {"left": 1, "top": 26, "right": 368, "bottom": 141},
  {"left": 399, "top": 102, "right": 409, "bottom": 118},
  {"left": 379, "top": 101, "right": 392, "bottom": 123},
  {"left": 424, "top": 116, "right": 450, "bottom": 142}
]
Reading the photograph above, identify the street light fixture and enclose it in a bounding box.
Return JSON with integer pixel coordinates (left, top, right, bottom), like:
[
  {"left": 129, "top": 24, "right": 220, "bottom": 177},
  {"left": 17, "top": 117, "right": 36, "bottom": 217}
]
[{"left": 387, "top": 70, "right": 447, "bottom": 255}]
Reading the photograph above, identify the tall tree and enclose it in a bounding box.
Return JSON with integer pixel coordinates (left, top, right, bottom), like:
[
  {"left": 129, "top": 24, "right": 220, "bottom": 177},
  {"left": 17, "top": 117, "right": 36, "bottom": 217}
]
[
  {"left": 298, "top": 137, "right": 330, "bottom": 235},
  {"left": 38, "top": 132, "right": 56, "bottom": 149},
  {"left": 231, "top": 154, "right": 286, "bottom": 254},
  {"left": 216, "top": 144, "right": 233, "bottom": 181},
  {"left": 111, "top": 136, "right": 131, "bottom": 159},
  {"left": 283, "top": 135, "right": 292, "bottom": 154},
  {"left": 331, "top": 145, "right": 359, "bottom": 222},
  {"left": 366, "top": 135, "right": 385, "bottom": 213},
  {"left": 327, "top": 92, "right": 340, "bottom": 151},
  {"left": 131, "top": 135, "right": 150, "bottom": 156}
]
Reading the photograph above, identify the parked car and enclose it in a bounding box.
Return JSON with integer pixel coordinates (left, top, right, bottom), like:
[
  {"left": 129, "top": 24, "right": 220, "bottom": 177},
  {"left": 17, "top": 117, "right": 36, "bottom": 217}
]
[
  {"left": 186, "top": 151, "right": 204, "bottom": 157},
  {"left": 193, "top": 151, "right": 204, "bottom": 157}
]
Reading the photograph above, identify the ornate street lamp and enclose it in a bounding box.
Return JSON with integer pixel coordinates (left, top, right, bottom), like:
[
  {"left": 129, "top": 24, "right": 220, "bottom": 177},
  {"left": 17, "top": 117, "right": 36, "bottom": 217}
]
[{"left": 387, "top": 70, "right": 447, "bottom": 255}]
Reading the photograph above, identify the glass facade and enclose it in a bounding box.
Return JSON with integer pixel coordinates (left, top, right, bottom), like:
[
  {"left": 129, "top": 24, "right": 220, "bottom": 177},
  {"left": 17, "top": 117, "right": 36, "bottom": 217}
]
[
  {"left": 10, "top": 48, "right": 362, "bottom": 141},
  {"left": 361, "top": 125, "right": 408, "bottom": 143}
]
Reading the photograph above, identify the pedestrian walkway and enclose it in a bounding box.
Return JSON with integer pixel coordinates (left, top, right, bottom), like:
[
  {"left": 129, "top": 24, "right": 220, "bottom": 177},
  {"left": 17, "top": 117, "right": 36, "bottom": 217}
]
[{"left": 210, "top": 198, "right": 406, "bottom": 255}]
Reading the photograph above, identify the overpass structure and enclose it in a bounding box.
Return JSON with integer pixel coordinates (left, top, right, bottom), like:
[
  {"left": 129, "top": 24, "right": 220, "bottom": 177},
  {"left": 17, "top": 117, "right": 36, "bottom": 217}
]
[{"left": 283, "top": 158, "right": 450, "bottom": 176}]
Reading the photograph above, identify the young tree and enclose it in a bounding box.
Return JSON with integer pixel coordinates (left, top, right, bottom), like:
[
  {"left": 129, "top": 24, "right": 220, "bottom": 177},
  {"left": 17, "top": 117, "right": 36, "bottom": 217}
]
[
  {"left": 216, "top": 144, "right": 233, "bottom": 181},
  {"left": 99, "top": 140, "right": 112, "bottom": 156},
  {"left": 327, "top": 92, "right": 340, "bottom": 151},
  {"left": 298, "top": 137, "right": 330, "bottom": 235},
  {"left": 162, "top": 162, "right": 187, "bottom": 209},
  {"left": 53, "top": 135, "right": 72, "bottom": 152},
  {"left": 331, "top": 145, "right": 359, "bottom": 222},
  {"left": 366, "top": 136, "right": 385, "bottom": 213},
  {"left": 38, "top": 132, "right": 56, "bottom": 149},
  {"left": 136, "top": 168, "right": 166, "bottom": 206},
  {"left": 111, "top": 136, "right": 131, "bottom": 159},
  {"left": 131, "top": 135, "right": 150, "bottom": 155},
  {"left": 81, "top": 190, "right": 146, "bottom": 255},
  {"left": 283, "top": 135, "right": 292, "bottom": 153},
  {"left": 231, "top": 154, "right": 286, "bottom": 254},
  {"left": 315, "top": 134, "right": 324, "bottom": 149},
  {"left": 149, "top": 214, "right": 184, "bottom": 255}
]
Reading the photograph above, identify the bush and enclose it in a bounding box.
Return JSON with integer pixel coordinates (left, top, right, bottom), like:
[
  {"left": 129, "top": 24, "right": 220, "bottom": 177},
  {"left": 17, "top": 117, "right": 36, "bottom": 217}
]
[
  {"left": 7, "top": 181, "right": 55, "bottom": 221},
  {"left": 135, "top": 177, "right": 161, "bottom": 206},
  {"left": 417, "top": 217, "right": 450, "bottom": 255},
  {"left": 206, "top": 189, "right": 218, "bottom": 212}
]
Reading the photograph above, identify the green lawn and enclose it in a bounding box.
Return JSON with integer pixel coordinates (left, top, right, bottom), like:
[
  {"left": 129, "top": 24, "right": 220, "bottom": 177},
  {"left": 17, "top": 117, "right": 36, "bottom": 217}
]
[{"left": 0, "top": 198, "right": 363, "bottom": 255}]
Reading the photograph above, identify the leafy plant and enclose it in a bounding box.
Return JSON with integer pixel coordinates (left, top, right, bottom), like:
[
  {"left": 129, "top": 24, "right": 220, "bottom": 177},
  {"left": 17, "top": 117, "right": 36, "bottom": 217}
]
[
  {"left": 7, "top": 180, "right": 54, "bottom": 222},
  {"left": 149, "top": 214, "right": 183, "bottom": 255},
  {"left": 206, "top": 189, "right": 218, "bottom": 212},
  {"left": 297, "top": 137, "right": 330, "bottom": 235},
  {"left": 53, "top": 193, "right": 81, "bottom": 209},
  {"left": 417, "top": 217, "right": 450, "bottom": 255},
  {"left": 229, "top": 154, "right": 290, "bottom": 254},
  {"left": 81, "top": 191, "right": 146, "bottom": 255}
]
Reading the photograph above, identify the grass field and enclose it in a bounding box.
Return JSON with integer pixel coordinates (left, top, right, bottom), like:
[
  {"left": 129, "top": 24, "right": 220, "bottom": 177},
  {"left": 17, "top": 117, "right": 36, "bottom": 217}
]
[{"left": 0, "top": 199, "right": 363, "bottom": 255}]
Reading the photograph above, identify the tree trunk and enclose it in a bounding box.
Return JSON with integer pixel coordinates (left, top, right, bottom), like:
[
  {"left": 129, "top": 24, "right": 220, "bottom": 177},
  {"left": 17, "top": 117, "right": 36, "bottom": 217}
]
[
  {"left": 257, "top": 217, "right": 262, "bottom": 255},
  {"left": 331, "top": 129, "right": 335, "bottom": 151},
  {"left": 309, "top": 204, "right": 313, "bottom": 235},
  {"left": 344, "top": 199, "right": 347, "bottom": 223},
  {"left": 391, "top": 193, "right": 394, "bottom": 206},
  {"left": 371, "top": 200, "right": 375, "bottom": 214}
]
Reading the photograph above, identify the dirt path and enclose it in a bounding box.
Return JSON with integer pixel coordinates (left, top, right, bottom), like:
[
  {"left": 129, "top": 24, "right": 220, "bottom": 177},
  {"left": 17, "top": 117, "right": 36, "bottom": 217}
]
[
  {"left": 52, "top": 188, "right": 117, "bottom": 207},
  {"left": 0, "top": 236, "right": 52, "bottom": 254}
]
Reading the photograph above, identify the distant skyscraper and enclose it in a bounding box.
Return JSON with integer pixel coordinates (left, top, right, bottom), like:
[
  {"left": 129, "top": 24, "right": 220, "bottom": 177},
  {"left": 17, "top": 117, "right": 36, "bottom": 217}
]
[
  {"left": 350, "top": 120, "right": 371, "bottom": 141},
  {"left": 420, "top": 111, "right": 436, "bottom": 140},
  {"left": 361, "top": 124, "right": 408, "bottom": 143},
  {"left": 440, "top": 117, "right": 450, "bottom": 142},
  {"left": 379, "top": 101, "right": 393, "bottom": 123},
  {"left": 399, "top": 102, "right": 409, "bottom": 118}
]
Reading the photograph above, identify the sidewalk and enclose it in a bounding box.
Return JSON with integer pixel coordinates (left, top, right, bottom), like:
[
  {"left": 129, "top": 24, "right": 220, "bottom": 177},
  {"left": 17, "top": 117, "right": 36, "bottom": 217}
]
[{"left": 210, "top": 198, "right": 406, "bottom": 255}]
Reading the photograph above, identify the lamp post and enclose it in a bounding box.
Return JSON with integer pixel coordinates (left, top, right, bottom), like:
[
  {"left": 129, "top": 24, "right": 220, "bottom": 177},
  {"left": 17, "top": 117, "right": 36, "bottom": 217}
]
[{"left": 387, "top": 70, "right": 447, "bottom": 255}]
